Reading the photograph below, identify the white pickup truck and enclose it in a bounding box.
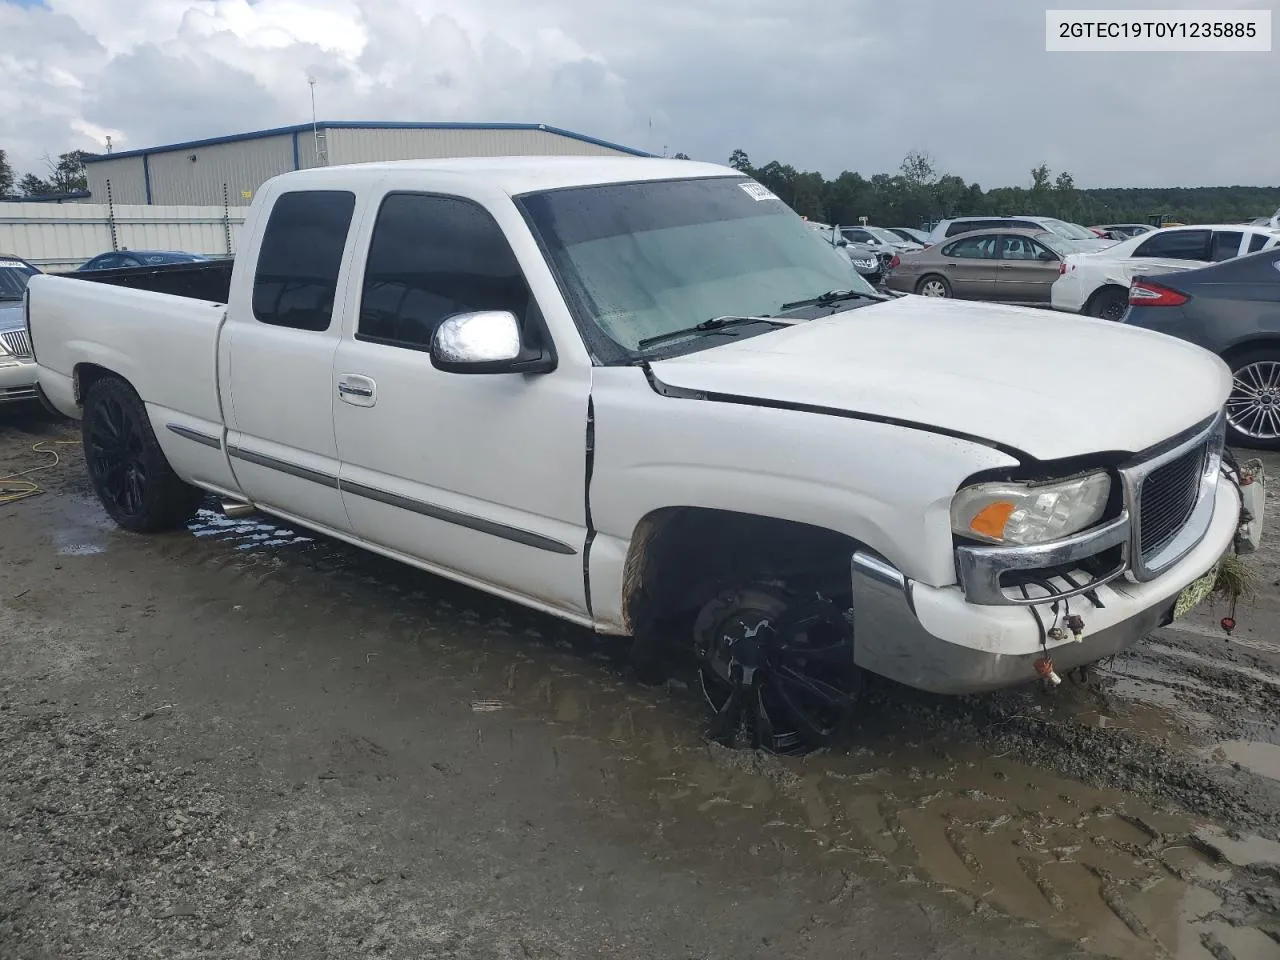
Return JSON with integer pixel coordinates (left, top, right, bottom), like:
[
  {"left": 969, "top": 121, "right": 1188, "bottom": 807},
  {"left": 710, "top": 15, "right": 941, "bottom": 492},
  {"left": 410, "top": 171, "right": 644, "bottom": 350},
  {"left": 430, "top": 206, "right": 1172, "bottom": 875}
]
[{"left": 25, "top": 157, "right": 1257, "bottom": 753}]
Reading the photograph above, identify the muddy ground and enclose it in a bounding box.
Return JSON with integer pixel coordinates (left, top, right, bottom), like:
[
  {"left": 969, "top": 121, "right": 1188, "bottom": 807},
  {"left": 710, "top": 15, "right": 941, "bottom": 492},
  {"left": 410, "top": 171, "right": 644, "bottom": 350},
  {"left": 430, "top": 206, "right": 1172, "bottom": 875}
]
[{"left": 2, "top": 406, "right": 1279, "bottom": 960}]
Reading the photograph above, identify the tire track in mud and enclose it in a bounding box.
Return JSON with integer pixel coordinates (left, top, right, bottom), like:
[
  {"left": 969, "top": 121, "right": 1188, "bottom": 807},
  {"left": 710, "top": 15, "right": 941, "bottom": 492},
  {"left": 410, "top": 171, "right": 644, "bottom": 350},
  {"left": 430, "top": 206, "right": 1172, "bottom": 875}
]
[{"left": 16, "top": 441, "right": 1280, "bottom": 960}]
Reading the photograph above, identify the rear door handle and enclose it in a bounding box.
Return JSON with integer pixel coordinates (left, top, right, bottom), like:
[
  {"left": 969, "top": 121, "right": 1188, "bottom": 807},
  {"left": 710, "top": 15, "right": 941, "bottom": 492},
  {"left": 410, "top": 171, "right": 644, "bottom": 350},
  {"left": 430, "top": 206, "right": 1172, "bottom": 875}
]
[{"left": 337, "top": 373, "right": 376, "bottom": 407}]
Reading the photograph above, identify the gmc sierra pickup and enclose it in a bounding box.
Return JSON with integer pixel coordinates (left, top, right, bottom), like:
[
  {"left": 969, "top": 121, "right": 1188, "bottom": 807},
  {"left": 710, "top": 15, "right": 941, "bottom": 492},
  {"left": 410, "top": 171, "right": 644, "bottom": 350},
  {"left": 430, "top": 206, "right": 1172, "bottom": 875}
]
[{"left": 25, "top": 156, "right": 1258, "bottom": 753}]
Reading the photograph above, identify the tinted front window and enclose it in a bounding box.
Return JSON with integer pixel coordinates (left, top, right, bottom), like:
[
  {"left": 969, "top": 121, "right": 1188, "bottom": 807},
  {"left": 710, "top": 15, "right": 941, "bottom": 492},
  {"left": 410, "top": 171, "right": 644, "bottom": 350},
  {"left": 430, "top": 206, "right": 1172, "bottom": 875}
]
[
  {"left": 1133, "top": 229, "right": 1210, "bottom": 260},
  {"left": 942, "top": 236, "right": 997, "bottom": 258},
  {"left": 252, "top": 190, "right": 356, "bottom": 331},
  {"left": 358, "top": 193, "right": 531, "bottom": 349},
  {"left": 518, "top": 177, "right": 876, "bottom": 358},
  {"left": 0, "top": 258, "right": 38, "bottom": 299}
]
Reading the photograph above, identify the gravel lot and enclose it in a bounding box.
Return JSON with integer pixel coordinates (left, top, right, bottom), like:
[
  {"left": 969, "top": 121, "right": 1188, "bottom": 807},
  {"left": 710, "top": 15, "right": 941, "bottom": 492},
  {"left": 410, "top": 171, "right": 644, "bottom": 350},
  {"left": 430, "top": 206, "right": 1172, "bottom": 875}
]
[{"left": 2, "top": 405, "right": 1279, "bottom": 960}]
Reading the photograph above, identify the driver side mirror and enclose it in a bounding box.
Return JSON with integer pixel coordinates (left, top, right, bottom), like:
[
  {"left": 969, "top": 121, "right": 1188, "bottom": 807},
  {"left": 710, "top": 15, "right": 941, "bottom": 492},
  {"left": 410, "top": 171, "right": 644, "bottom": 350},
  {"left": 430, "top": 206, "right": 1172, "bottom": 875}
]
[
  {"left": 836, "top": 238, "right": 849, "bottom": 247},
  {"left": 429, "top": 310, "right": 556, "bottom": 375}
]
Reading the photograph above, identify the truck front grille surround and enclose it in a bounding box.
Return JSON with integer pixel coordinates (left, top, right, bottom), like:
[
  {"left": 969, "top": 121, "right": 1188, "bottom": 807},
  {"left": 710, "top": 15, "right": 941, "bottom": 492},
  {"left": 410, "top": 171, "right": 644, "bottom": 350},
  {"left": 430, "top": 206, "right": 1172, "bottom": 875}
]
[
  {"left": 1121, "top": 411, "right": 1224, "bottom": 582},
  {"left": 956, "top": 410, "right": 1226, "bottom": 604}
]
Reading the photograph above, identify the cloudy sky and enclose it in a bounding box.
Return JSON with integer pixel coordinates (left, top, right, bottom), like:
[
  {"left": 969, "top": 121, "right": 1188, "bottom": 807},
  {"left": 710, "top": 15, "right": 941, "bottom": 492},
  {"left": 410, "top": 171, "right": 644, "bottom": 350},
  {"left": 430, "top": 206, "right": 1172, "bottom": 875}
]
[{"left": 1, "top": 0, "right": 1275, "bottom": 189}]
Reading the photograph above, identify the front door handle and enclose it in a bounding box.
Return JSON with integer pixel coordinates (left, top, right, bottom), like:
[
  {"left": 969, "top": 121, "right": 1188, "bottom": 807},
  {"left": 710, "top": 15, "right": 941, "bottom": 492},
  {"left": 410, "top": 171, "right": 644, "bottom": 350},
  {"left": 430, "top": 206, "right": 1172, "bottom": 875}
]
[{"left": 337, "top": 373, "right": 376, "bottom": 407}]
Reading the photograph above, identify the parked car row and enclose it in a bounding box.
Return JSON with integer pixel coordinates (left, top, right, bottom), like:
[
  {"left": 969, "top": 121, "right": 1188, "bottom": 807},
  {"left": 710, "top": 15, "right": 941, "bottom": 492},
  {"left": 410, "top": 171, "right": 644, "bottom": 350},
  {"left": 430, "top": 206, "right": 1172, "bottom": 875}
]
[{"left": 1053, "top": 224, "right": 1280, "bottom": 320}]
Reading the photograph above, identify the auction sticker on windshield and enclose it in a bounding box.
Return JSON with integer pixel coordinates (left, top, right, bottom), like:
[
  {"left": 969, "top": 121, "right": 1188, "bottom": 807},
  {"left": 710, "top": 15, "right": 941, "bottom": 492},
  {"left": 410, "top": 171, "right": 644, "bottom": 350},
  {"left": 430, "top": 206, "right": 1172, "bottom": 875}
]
[
  {"left": 0, "top": 260, "right": 27, "bottom": 269},
  {"left": 739, "top": 182, "right": 780, "bottom": 202}
]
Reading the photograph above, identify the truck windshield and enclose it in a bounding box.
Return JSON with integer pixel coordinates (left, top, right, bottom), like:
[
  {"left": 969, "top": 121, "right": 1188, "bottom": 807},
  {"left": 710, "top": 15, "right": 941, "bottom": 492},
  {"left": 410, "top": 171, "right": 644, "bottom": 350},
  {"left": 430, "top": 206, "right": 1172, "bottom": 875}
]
[{"left": 518, "top": 176, "right": 878, "bottom": 360}]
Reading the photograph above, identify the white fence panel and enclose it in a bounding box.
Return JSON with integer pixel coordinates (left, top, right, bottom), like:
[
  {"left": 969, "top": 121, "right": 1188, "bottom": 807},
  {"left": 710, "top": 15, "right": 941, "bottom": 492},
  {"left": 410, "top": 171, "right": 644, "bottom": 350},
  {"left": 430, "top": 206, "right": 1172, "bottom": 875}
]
[{"left": 0, "top": 203, "right": 246, "bottom": 271}]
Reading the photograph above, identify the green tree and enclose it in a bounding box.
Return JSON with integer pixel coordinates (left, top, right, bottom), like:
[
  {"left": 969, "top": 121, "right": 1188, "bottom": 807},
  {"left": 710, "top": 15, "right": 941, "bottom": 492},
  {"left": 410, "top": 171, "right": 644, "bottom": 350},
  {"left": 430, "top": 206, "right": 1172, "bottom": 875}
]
[
  {"left": 19, "top": 172, "right": 52, "bottom": 196},
  {"left": 20, "top": 150, "right": 88, "bottom": 196},
  {"left": 728, "top": 148, "right": 752, "bottom": 172},
  {"left": 673, "top": 152, "right": 691, "bottom": 160},
  {"left": 1030, "top": 163, "right": 1053, "bottom": 192},
  {"left": 0, "top": 149, "right": 14, "bottom": 199}
]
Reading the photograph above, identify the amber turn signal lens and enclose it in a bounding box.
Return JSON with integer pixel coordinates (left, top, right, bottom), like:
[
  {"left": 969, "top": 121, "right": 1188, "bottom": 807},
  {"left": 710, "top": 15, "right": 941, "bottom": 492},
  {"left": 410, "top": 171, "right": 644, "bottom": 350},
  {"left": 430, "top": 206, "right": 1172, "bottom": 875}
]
[{"left": 969, "top": 501, "right": 1015, "bottom": 540}]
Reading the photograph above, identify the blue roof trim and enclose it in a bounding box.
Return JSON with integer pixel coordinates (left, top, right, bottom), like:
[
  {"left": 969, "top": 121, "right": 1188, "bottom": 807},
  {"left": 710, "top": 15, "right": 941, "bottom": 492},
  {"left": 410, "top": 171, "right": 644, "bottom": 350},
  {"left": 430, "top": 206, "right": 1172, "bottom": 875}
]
[{"left": 84, "top": 121, "right": 650, "bottom": 163}]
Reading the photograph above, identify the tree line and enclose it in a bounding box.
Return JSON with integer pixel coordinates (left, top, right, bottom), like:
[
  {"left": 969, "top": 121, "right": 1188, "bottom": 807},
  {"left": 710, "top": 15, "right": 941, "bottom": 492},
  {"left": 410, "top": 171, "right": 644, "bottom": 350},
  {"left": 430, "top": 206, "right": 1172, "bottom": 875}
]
[
  {"left": 725, "top": 148, "right": 1280, "bottom": 228},
  {"left": 0, "top": 149, "right": 90, "bottom": 199},
  {"left": 3, "top": 142, "right": 1277, "bottom": 226}
]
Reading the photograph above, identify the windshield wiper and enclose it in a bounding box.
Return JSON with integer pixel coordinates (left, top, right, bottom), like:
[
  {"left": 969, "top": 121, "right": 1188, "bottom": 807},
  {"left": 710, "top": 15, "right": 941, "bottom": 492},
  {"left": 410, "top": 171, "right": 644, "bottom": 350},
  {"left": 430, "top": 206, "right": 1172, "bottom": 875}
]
[
  {"left": 778, "top": 289, "right": 885, "bottom": 311},
  {"left": 636, "top": 315, "right": 791, "bottom": 350}
]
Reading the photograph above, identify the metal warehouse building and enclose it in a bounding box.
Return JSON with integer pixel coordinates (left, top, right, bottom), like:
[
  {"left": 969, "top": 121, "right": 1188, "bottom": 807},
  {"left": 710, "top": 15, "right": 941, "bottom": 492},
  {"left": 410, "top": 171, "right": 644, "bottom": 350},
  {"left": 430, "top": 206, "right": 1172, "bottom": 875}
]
[{"left": 83, "top": 121, "right": 649, "bottom": 207}]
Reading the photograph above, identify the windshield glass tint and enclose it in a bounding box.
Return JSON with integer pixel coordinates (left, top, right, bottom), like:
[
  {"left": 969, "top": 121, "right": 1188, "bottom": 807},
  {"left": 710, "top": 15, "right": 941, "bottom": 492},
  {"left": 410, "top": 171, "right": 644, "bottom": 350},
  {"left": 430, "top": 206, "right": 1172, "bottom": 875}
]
[
  {"left": 1034, "top": 232, "right": 1071, "bottom": 255},
  {"left": 0, "top": 260, "right": 37, "bottom": 299},
  {"left": 1045, "top": 219, "right": 1095, "bottom": 240},
  {"left": 866, "top": 227, "right": 904, "bottom": 244},
  {"left": 518, "top": 177, "right": 876, "bottom": 357}
]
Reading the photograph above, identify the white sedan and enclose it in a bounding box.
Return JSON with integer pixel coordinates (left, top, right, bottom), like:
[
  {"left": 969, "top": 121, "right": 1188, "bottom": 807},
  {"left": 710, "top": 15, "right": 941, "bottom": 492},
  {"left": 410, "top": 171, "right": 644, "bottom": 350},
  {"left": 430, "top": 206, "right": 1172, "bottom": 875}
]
[{"left": 1051, "top": 224, "right": 1280, "bottom": 321}]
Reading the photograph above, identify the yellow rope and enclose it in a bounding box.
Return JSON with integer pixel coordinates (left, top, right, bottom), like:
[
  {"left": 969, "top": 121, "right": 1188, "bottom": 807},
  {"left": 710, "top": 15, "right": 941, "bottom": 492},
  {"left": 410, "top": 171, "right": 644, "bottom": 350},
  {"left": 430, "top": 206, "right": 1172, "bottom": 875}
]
[{"left": 0, "top": 439, "right": 80, "bottom": 505}]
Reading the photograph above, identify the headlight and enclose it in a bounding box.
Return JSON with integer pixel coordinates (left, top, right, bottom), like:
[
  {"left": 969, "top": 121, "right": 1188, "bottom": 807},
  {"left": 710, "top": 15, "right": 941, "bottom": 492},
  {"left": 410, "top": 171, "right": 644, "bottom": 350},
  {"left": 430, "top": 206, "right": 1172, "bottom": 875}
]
[{"left": 951, "top": 471, "right": 1111, "bottom": 545}]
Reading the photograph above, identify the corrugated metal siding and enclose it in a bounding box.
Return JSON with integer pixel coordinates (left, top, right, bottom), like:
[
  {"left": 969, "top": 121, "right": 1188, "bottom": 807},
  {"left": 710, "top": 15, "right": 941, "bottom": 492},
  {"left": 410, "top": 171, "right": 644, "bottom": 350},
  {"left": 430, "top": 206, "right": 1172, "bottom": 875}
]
[
  {"left": 86, "top": 157, "right": 149, "bottom": 206},
  {"left": 327, "top": 127, "right": 631, "bottom": 165},
  {"left": 144, "top": 134, "right": 296, "bottom": 206},
  {"left": 0, "top": 203, "right": 245, "bottom": 271}
]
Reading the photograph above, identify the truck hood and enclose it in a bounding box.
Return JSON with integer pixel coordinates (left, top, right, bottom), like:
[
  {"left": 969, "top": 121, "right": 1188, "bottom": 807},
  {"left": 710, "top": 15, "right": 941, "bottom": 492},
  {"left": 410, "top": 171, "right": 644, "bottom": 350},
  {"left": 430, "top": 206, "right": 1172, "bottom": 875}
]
[
  {"left": 0, "top": 300, "right": 24, "bottom": 334},
  {"left": 647, "top": 296, "right": 1230, "bottom": 463}
]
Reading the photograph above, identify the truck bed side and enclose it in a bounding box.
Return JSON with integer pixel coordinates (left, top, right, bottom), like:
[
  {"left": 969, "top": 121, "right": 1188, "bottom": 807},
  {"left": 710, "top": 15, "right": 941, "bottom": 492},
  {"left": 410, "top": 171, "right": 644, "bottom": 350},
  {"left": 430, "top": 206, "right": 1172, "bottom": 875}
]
[{"left": 27, "top": 273, "right": 238, "bottom": 495}]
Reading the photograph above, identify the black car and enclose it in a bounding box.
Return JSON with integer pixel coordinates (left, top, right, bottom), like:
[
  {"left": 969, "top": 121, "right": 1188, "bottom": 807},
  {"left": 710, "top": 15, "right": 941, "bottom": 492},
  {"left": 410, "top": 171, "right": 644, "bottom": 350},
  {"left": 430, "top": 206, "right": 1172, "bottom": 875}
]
[
  {"left": 1123, "top": 248, "right": 1280, "bottom": 448},
  {"left": 77, "top": 250, "right": 211, "bottom": 272}
]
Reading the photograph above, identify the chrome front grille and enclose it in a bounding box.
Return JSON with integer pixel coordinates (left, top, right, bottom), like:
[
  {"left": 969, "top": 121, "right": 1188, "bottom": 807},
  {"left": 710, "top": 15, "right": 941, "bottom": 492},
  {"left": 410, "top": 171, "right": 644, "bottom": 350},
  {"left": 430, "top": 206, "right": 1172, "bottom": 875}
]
[
  {"left": 1, "top": 329, "right": 32, "bottom": 359},
  {"left": 1138, "top": 442, "right": 1208, "bottom": 558},
  {"left": 1122, "top": 412, "right": 1225, "bottom": 581}
]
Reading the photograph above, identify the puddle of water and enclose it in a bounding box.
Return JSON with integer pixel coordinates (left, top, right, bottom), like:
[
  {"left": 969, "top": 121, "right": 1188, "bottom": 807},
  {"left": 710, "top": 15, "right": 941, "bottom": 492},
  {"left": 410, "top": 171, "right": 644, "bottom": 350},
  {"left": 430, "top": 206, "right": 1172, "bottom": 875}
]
[
  {"left": 1210, "top": 741, "right": 1280, "bottom": 781},
  {"left": 187, "top": 508, "right": 313, "bottom": 550},
  {"left": 1192, "top": 825, "right": 1280, "bottom": 867}
]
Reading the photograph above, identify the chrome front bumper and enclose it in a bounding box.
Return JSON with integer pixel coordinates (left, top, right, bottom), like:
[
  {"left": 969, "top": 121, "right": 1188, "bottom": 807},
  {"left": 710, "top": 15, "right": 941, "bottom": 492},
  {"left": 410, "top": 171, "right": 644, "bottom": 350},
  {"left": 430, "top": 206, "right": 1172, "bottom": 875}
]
[
  {"left": 849, "top": 479, "right": 1242, "bottom": 695},
  {"left": 0, "top": 358, "right": 37, "bottom": 403}
]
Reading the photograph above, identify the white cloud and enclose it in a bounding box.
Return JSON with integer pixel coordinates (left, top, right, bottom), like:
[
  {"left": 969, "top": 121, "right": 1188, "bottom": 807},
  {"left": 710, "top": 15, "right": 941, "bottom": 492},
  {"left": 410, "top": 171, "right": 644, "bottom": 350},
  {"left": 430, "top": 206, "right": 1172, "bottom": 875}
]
[{"left": 0, "top": 0, "right": 1275, "bottom": 189}]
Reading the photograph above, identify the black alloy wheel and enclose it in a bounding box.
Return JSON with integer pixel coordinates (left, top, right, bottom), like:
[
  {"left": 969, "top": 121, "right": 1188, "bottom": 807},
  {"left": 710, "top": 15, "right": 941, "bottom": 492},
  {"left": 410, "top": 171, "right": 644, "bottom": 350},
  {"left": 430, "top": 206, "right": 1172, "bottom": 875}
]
[{"left": 694, "top": 584, "right": 859, "bottom": 755}]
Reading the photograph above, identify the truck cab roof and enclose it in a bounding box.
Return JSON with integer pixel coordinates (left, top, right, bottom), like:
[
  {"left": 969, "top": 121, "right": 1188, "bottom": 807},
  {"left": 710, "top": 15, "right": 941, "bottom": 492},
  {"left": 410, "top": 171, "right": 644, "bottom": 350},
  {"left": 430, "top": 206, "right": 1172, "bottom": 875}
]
[{"left": 268, "top": 155, "right": 739, "bottom": 197}]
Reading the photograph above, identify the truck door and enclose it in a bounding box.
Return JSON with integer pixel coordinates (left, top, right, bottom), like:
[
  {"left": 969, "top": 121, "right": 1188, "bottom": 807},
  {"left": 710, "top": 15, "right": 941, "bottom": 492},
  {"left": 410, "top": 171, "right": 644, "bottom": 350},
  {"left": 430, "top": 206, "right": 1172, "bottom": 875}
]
[
  {"left": 330, "top": 189, "right": 592, "bottom": 618},
  {"left": 220, "top": 187, "right": 360, "bottom": 534}
]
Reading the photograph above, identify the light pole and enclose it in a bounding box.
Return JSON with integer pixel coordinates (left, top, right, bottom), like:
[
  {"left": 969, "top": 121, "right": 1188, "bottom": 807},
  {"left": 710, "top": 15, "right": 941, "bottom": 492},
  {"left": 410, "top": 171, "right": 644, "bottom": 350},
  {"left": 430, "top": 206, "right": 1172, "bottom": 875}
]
[{"left": 308, "top": 76, "right": 325, "bottom": 166}]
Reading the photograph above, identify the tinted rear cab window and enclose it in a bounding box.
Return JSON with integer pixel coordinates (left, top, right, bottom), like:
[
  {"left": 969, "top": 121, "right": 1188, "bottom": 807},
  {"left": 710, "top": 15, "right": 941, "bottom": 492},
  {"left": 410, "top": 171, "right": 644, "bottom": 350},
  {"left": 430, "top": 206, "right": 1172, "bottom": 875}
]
[{"left": 253, "top": 190, "right": 356, "bottom": 331}]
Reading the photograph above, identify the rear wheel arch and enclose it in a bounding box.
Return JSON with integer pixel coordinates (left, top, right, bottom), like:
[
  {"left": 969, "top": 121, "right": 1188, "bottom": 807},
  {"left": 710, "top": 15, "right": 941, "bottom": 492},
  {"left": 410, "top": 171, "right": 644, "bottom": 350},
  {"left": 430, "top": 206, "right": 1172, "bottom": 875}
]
[
  {"left": 74, "top": 361, "right": 126, "bottom": 406},
  {"left": 79, "top": 373, "right": 204, "bottom": 532},
  {"left": 1084, "top": 283, "right": 1128, "bottom": 319}
]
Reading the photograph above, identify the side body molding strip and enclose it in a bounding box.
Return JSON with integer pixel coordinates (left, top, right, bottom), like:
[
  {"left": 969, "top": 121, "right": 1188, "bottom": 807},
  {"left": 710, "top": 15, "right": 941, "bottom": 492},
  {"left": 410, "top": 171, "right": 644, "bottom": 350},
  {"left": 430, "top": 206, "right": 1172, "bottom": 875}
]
[{"left": 223, "top": 444, "right": 576, "bottom": 556}]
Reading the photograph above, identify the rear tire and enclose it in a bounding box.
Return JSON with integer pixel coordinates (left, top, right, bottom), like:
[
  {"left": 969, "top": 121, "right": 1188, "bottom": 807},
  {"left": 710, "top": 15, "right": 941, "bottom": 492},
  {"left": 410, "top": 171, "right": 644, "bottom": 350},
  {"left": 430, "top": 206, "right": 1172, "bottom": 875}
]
[
  {"left": 82, "top": 376, "right": 205, "bottom": 532},
  {"left": 1089, "top": 286, "right": 1128, "bottom": 321},
  {"left": 916, "top": 274, "right": 951, "bottom": 298},
  {"left": 1224, "top": 347, "right": 1280, "bottom": 450}
]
